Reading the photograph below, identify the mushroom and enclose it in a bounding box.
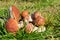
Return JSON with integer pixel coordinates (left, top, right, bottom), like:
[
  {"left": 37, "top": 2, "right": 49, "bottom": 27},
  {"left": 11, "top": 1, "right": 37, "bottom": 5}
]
[
  {"left": 35, "top": 16, "right": 45, "bottom": 26},
  {"left": 6, "top": 18, "right": 19, "bottom": 34},
  {"left": 9, "top": 5, "right": 20, "bottom": 22},
  {"left": 35, "top": 17, "right": 46, "bottom": 32},
  {"left": 37, "top": 26, "right": 46, "bottom": 32},
  {"left": 21, "top": 10, "right": 33, "bottom": 23},
  {"left": 33, "top": 26, "right": 38, "bottom": 32},
  {"left": 25, "top": 23, "right": 34, "bottom": 33},
  {"left": 18, "top": 21, "right": 24, "bottom": 29},
  {"left": 33, "top": 11, "right": 46, "bottom": 32},
  {"left": 34, "top": 11, "right": 41, "bottom": 19},
  {"left": 33, "top": 11, "right": 45, "bottom": 26},
  {"left": 41, "top": 26, "right": 46, "bottom": 32}
]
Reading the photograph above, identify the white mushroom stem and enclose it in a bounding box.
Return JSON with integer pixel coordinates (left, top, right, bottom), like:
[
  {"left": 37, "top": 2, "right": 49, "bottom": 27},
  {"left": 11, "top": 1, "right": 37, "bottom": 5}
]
[
  {"left": 37, "top": 26, "right": 46, "bottom": 32},
  {"left": 41, "top": 26, "right": 46, "bottom": 32},
  {"left": 37, "top": 27, "right": 42, "bottom": 32},
  {"left": 24, "top": 19, "right": 29, "bottom": 24},
  {"left": 29, "top": 16, "right": 33, "bottom": 22},
  {"left": 9, "top": 6, "right": 14, "bottom": 18},
  {"left": 18, "top": 21, "right": 24, "bottom": 29},
  {"left": 33, "top": 26, "right": 38, "bottom": 32},
  {"left": 24, "top": 16, "right": 33, "bottom": 24}
]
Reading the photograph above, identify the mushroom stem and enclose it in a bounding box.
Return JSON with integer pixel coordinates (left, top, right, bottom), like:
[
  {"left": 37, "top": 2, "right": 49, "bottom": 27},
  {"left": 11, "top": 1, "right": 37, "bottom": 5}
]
[
  {"left": 40, "top": 26, "right": 46, "bottom": 32},
  {"left": 18, "top": 21, "right": 24, "bottom": 29},
  {"left": 9, "top": 6, "right": 14, "bottom": 18},
  {"left": 33, "top": 26, "right": 38, "bottom": 32},
  {"left": 37, "top": 26, "right": 46, "bottom": 32},
  {"left": 24, "top": 16, "right": 33, "bottom": 24}
]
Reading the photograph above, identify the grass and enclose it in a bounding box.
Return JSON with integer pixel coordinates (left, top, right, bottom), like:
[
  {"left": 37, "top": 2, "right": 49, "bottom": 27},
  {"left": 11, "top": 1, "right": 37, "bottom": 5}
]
[{"left": 0, "top": 0, "right": 60, "bottom": 40}]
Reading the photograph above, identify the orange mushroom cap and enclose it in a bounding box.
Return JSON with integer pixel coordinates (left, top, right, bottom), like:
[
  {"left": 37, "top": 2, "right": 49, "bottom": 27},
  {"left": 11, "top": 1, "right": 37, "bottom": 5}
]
[
  {"left": 25, "top": 23, "right": 34, "bottom": 33},
  {"left": 10, "top": 5, "right": 20, "bottom": 22},
  {"left": 35, "top": 16, "right": 45, "bottom": 26},
  {"left": 21, "top": 10, "right": 29, "bottom": 19},
  {"left": 6, "top": 18, "right": 19, "bottom": 33},
  {"left": 34, "top": 11, "right": 41, "bottom": 19}
]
